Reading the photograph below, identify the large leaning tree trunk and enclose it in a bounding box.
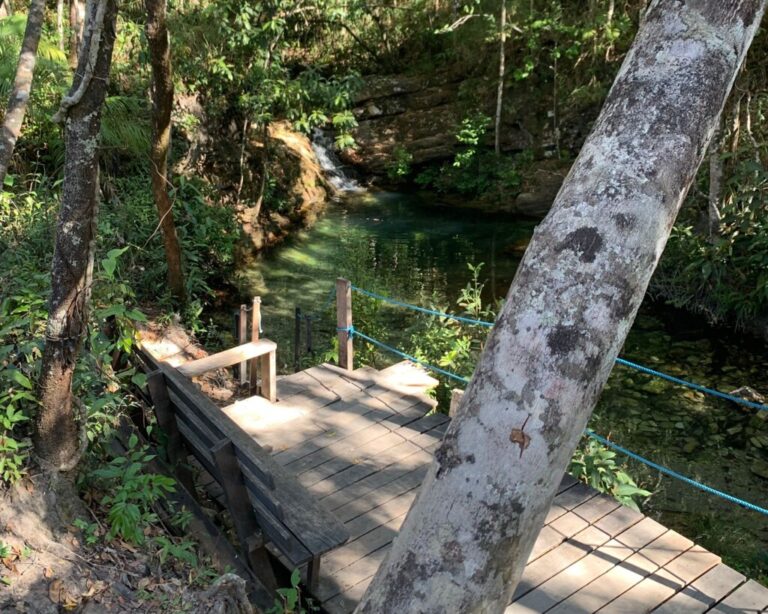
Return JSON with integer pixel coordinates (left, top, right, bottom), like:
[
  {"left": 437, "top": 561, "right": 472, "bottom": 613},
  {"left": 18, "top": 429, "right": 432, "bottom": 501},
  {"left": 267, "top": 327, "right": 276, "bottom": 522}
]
[
  {"left": 0, "top": 0, "right": 45, "bottom": 187},
  {"left": 145, "top": 0, "right": 186, "bottom": 303},
  {"left": 34, "top": 0, "right": 118, "bottom": 471},
  {"left": 357, "top": 1, "right": 766, "bottom": 612}
]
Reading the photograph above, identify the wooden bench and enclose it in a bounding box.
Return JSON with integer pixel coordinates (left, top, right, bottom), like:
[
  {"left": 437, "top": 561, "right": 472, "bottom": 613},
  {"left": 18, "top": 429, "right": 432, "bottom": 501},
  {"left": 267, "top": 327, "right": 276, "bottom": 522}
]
[{"left": 140, "top": 350, "right": 349, "bottom": 593}]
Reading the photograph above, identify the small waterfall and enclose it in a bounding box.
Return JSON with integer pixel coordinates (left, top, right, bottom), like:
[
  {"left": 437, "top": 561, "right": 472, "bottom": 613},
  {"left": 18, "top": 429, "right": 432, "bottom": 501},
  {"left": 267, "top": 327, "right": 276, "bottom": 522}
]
[{"left": 311, "top": 128, "right": 363, "bottom": 193}]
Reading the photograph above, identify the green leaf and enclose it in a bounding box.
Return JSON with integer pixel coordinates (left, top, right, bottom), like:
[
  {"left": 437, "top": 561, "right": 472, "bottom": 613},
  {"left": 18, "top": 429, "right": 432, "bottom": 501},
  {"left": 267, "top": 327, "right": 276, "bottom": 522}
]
[
  {"left": 10, "top": 370, "right": 32, "bottom": 390},
  {"left": 614, "top": 484, "right": 651, "bottom": 498},
  {"left": 125, "top": 308, "right": 147, "bottom": 322}
]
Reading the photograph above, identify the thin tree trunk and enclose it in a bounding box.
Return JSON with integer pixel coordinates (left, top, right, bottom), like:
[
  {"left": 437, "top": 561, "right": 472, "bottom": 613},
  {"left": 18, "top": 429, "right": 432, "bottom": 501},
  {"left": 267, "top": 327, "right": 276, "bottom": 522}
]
[
  {"left": 708, "top": 121, "right": 722, "bottom": 240},
  {"left": 0, "top": 0, "right": 45, "bottom": 188},
  {"left": 57, "top": 0, "right": 65, "bottom": 50},
  {"left": 494, "top": 0, "right": 506, "bottom": 156},
  {"left": 68, "top": 0, "right": 85, "bottom": 69},
  {"left": 356, "top": 1, "right": 766, "bottom": 612},
  {"left": 145, "top": 0, "right": 186, "bottom": 303},
  {"left": 35, "top": 0, "right": 118, "bottom": 471}
]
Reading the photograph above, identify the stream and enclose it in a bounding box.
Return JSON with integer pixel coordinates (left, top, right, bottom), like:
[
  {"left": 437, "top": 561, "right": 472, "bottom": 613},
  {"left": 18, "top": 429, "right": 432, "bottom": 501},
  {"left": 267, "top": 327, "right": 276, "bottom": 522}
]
[{"left": 237, "top": 154, "right": 768, "bottom": 578}]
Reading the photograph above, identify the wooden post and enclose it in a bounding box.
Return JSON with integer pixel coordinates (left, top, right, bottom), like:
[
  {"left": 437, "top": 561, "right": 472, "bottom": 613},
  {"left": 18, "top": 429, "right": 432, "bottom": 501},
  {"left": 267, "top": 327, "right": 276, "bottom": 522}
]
[
  {"left": 251, "top": 297, "right": 261, "bottom": 342},
  {"left": 238, "top": 303, "right": 247, "bottom": 385},
  {"left": 211, "top": 438, "right": 277, "bottom": 592},
  {"left": 293, "top": 306, "right": 301, "bottom": 373},
  {"left": 260, "top": 349, "right": 276, "bottom": 403},
  {"left": 249, "top": 297, "right": 261, "bottom": 394},
  {"left": 146, "top": 370, "right": 195, "bottom": 493},
  {"left": 336, "top": 278, "right": 353, "bottom": 371}
]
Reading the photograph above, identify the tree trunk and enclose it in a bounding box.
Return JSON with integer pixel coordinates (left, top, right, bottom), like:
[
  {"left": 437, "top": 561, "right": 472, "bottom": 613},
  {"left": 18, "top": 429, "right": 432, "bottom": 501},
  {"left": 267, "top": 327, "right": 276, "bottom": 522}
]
[
  {"left": 356, "top": 2, "right": 766, "bottom": 612},
  {"left": 57, "top": 0, "right": 65, "bottom": 50},
  {"left": 708, "top": 120, "right": 722, "bottom": 240},
  {"left": 145, "top": 0, "right": 186, "bottom": 303},
  {"left": 0, "top": 0, "right": 12, "bottom": 18},
  {"left": 0, "top": 0, "right": 45, "bottom": 188},
  {"left": 494, "top": 0, "right": 506, "bottom": 156},
  {"left": 68, "top": 0, "right": 85, "bottom": 69},
  {"left": 35, "top": 0, "right": 119, "bottom": 471}
]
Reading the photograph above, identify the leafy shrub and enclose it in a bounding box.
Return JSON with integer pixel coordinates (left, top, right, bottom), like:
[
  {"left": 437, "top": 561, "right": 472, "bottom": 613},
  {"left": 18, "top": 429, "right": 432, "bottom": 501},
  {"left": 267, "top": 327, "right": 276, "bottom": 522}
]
[
  {"left": 569, "top": 437, "right": 651, "bottom": 511},
  {"left": 91, "top": 434, "right": 176, "bottom": 544}
]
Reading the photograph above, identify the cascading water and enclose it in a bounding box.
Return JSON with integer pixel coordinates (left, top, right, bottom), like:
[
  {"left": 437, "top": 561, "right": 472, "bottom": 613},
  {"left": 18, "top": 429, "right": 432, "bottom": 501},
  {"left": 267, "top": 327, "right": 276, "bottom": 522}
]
[{"left": 311, "top": 128, "right": 364, "bottom": 193}]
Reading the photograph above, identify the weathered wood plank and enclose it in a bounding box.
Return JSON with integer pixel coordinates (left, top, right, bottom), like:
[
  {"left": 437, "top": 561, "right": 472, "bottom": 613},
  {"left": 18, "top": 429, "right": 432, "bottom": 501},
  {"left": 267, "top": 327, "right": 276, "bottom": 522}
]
[
  {"left": 177, "top": 340, "right": 277, "bottom": 377},
  {"left": 651, "top": 563, "right": 745, "bottom": 613},
  {"left": 319, "top": 448, "right": 434, "bottom": 511},
  {"left": 508, "top": 527, "right": 615, "bottom": 612},
  {"left": 322, "top": 512, "right": 408, "bottom": 576},
  {"left": 708, "top": 579, "right": 768, "bottom": 613}
]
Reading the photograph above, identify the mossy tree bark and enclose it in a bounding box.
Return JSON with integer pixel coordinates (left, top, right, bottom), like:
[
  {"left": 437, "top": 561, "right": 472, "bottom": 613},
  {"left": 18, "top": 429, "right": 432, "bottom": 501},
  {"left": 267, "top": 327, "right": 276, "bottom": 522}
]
[
  {"left": 145, "top": 0, "right": 186, "bottom": 303},
  {"left": 34, "top": 0, "right": 118, "bottom": 471},
  {"left": 0, "top": 0, "right": 45, "bottom": 187},
  {"left": 356, "top": 1, "right": 766, "bottom": 612}
]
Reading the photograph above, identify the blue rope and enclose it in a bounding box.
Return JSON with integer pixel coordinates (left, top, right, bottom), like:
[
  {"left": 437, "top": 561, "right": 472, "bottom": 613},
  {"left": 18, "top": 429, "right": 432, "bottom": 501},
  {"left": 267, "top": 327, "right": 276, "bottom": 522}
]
[
  {"left": 349, "top": 285, "right": 768, "bottom": 413},
  {"left": 615, "top": 358, "right": 768, "bottom": 412},
  {"left": 585, "top": 430, "right": 768, "bottom": 516},
  {"left": 351, "top": 286, "right": 495, "bottom": 328},
  {"left": 338, "top": 324, "right": 768, "bottom": 516},
  {"left": 344, "top": 326, "right": 471, "bottom": 384}
]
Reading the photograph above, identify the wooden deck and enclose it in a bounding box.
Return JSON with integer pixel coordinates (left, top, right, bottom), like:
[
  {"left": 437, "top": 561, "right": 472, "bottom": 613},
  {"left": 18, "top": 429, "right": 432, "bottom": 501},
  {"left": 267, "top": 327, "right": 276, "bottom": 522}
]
[{"left": 197, "top": 360, "right": 768, "bottom": 613}]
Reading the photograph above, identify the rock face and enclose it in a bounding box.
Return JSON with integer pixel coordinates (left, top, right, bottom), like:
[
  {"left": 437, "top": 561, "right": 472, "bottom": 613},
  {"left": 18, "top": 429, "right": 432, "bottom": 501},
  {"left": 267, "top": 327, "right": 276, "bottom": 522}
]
[
  {"left": 341, "top": 74, "right": 534, "bottom": 174},
  {"left": 239, "top": 122, "right": 332, "bottom": 252}
]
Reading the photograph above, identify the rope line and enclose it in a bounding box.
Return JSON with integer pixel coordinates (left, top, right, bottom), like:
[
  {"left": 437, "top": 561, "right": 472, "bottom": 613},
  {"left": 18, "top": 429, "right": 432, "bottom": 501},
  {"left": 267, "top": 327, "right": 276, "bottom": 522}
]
[
  {"left": 349, "top": 285, "right": 768, "bottom": 412},
  {"left": 345, "top": 326, "right": 470, "bottom": 384},
  {"left": 341, "top": 325, "right": 768, "bottom": 516},
  {"left": 585, "top": 430, "right": 768, "bottom": 516},
  {"left": 615, "top": 358, "right": 767, "bottom": 411},
  {"left": 351, "top": 286, "right": 495, "bottom": 328}
]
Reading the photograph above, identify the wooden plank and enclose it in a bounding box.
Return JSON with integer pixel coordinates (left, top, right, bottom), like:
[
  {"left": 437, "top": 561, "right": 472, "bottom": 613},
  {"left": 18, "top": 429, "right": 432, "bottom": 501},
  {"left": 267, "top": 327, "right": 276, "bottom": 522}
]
[
  {"left": 287, "top": 422, "right": 395, "bottom": 475},
  {"left": 319, "top": 544, "right": 389, "bottom": 602},
  {"left": 571, "top": 493, "right": 621, "bottom": 524},
  {"left": 272, "top": 391, "right": 415, "bottom": 465},
  {"left": 549, "top": 510, "right": 591, "bottom": 539},
  {"left": 334, "top": 465, "right": 429, "bottom": 524},
  {"left": 303, "top": 365, "right": 364, "bottom": 400},
  {"left": 344, "top": 487, "right": 420, "bottom": 542},
  {"left": 297, "top": 431, "right": 411, "bottom": 488},
  {"left": 549, "top": 548, "right": 658, "bottom": 613},
  {"left": 259, "top": 348, "right": 276, "bottom": 402},
  {"left": 594, "top": 503, "right": 644, "bottom": 537},
  {"left": 662, "top": 545, "right": 720, "bottom": 586},
  {"left": 540, "top": 517, "right": 670, "bottom": 613},
  {"left": 160, "top": 363, "right": 349, "bottom": 559},
  {"left": 322, "top": 512, "right": 407, "bottom": 576},
  {"left": 598, "top": 566, "right": 687, "bottom": 613},
  {"left": 320, "top": 447, "right": 434, "bottom": 510},
  {"left": 177, "top": 340, "right": 277, "bottom": 377},
  {"left": 211, "top": 439, "right": 277, "bottom": 590},
  {"left": 651, "top": 563, "right": 745, "bottom": 613},
  {"left": 708, "top": 579, "right": 768, "bottom": 613},
  {"left": 508, "top": 527, "right": 616, "bottom": 612}
]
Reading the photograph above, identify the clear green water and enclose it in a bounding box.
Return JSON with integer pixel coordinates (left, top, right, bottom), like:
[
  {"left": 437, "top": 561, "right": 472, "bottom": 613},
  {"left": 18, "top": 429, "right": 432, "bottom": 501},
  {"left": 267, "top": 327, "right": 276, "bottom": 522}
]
[{"left": 239, "top": 190, "right": 768, "bottom": 578}]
